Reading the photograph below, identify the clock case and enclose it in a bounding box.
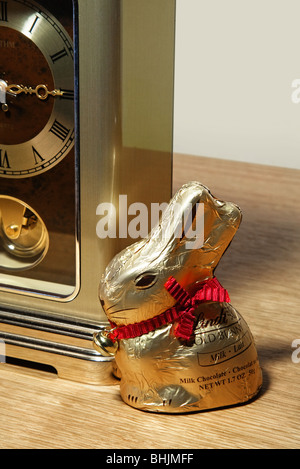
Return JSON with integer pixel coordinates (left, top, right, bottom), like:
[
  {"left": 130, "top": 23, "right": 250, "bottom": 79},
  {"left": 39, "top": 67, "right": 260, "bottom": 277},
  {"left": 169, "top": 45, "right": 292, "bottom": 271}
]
[{"left": 0, "top": 0, "right": 176, "bottom": 384}]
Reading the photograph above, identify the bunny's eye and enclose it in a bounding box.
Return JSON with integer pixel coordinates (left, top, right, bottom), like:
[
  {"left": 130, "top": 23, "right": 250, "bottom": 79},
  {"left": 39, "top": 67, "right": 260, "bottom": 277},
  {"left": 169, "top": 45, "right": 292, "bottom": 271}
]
[{"left": 134, "top": 273, "right": 157, "bottom": 289}]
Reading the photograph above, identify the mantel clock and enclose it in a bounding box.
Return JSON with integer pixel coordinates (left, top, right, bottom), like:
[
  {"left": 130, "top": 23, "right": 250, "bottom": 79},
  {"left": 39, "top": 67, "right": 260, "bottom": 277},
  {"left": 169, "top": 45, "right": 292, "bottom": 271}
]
[{"left": 0, "top": 0, "right": 176, "bottom": 384}]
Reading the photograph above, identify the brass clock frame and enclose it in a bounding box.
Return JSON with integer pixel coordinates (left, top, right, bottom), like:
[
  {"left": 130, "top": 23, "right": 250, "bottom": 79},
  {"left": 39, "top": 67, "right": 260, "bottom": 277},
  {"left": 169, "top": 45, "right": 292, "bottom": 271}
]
[{"left": 0, "top": 0, "right": 176, "bottom": 384}]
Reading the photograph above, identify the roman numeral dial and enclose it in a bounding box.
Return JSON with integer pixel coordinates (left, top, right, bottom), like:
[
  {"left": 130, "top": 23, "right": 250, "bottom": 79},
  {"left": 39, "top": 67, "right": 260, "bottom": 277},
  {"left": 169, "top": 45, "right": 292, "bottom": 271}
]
[{"left": 0, "top": 0, "right": 74, "bottom": 178}]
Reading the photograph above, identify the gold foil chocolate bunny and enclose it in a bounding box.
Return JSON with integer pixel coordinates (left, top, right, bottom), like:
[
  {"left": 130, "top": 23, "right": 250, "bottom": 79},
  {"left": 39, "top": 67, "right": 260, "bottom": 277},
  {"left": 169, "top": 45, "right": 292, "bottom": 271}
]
[{"left": 94, "top": 182, "right": 262, "bottom": 413}]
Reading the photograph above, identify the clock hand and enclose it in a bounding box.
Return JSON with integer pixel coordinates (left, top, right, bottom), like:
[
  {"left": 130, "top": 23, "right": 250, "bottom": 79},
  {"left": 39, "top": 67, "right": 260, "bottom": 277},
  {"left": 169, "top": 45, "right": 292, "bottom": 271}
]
[
  {"left": 6, "top": 84, "right": 64, "bottom": 100},
  {"left": 0, "top": 81, "right": 56, "bottom": 112}
]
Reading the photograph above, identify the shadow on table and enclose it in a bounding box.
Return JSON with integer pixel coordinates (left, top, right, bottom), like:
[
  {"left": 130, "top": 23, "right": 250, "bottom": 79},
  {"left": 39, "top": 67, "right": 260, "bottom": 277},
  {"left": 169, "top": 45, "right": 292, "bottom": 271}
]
[{"left": 256, "top": 342, "right": 294, "bottom": 396}]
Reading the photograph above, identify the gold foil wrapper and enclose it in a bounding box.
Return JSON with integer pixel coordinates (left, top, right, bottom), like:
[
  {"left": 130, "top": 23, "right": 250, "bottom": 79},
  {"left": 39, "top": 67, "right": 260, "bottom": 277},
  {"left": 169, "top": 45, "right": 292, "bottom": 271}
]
[
  {"left": 115, "top": 303, "right": 262, "bottom": 412},
  {"left": 97, "top": 182, "right": 262, "bottom": 413}
]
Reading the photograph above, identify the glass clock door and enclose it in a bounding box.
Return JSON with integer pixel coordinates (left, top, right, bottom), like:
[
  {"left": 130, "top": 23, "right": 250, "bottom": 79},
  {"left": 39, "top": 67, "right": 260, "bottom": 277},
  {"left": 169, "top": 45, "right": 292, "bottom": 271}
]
[{"left": 0, "top": 0, "right": 78, "bottom": 299}]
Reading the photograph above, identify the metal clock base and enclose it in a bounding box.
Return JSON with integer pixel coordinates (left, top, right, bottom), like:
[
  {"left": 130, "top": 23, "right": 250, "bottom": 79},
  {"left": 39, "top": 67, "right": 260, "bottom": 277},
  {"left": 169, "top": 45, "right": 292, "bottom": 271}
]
[{"left": 0, "top": 308, "right": 116, "bottom": 385}]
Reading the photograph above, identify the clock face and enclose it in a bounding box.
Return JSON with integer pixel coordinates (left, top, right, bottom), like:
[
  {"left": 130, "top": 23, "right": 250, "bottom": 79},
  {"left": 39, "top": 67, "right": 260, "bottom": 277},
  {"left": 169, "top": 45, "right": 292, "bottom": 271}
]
[{"left": 0, "top": 0, "right": 74, "bottom": 177}]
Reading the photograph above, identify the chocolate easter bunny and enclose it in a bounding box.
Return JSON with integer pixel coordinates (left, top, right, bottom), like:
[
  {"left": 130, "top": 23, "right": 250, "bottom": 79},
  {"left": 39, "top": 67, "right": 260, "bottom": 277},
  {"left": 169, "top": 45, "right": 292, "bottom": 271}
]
[{"left": 94, "top": 182, "right": 262, "bottom": 413}]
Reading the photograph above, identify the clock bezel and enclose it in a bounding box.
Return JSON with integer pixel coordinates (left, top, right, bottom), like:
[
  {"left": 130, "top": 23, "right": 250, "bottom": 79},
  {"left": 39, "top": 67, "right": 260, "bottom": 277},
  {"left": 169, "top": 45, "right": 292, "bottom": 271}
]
[{"left": 0, "top": 0, "right": 76, "bottom": 178}]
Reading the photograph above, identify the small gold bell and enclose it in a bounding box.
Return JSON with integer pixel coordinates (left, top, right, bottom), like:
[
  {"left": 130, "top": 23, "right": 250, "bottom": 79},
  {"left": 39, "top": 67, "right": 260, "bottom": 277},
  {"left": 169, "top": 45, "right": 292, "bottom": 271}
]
[{"left": 93, "top": 329, "right": 118, "bottom": 357}]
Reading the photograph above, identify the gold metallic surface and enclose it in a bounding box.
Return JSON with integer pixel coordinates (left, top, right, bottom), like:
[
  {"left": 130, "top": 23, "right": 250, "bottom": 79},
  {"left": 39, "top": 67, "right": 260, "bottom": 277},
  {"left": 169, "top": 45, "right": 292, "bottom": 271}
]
[
  {"left": 0, "top": 309, "right": 117, "bottom": 385},
  {"left": 98, "top": 182, "right": 263, "bottom": 412}
]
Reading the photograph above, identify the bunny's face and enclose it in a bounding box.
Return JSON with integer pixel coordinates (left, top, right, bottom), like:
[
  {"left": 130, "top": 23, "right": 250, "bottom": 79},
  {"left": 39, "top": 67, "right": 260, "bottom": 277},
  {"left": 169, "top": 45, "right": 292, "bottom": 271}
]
[{"left": 99, "top": 182, "right": 241, "bottom": 326}]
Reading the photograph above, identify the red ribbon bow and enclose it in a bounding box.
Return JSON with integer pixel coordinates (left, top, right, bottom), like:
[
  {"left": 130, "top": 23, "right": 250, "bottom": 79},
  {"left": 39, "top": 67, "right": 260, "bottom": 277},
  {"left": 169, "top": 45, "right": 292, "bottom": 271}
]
[
  {"left": 107, "top": 276, "right": 230, "bottom": 343},
  {"left": 164, "top": 276, "right": 230, "bottom": 341}
]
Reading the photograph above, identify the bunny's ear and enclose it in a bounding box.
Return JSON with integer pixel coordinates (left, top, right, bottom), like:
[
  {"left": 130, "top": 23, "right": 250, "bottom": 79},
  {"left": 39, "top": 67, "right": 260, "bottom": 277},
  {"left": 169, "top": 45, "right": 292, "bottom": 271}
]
[
  {"left": 149, "top": 181, "right": 206, "bottom": 249},
  {"left": 149, "top": 181, "right": 241, "bottom": 280}
]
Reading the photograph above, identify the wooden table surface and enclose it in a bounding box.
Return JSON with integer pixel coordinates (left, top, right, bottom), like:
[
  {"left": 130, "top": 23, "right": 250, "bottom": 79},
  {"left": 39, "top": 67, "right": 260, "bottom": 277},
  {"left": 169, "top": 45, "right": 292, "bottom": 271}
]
[{"left": 1, "top": 154, "right": 299, "bottom": 449}]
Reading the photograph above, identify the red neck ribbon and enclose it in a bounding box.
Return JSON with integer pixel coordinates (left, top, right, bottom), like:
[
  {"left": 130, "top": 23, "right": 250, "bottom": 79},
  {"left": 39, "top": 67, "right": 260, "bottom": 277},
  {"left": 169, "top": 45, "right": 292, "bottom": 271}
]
[{"left": 108, "top": 276, "right": 230, "bottom": 343}]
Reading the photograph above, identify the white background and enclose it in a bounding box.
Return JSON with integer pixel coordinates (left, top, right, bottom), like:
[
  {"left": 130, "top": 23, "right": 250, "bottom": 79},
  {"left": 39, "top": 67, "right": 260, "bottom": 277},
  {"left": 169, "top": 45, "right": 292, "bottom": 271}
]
[{"left": 173, "top": 0, "right": 300, "bottom": 169}]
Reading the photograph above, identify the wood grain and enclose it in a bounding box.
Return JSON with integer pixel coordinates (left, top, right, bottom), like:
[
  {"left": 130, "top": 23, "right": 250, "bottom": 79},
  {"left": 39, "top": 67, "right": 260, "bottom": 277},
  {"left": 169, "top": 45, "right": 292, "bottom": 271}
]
[{"left": 0, "top": 154, "right": 299, "bottom": 449}]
